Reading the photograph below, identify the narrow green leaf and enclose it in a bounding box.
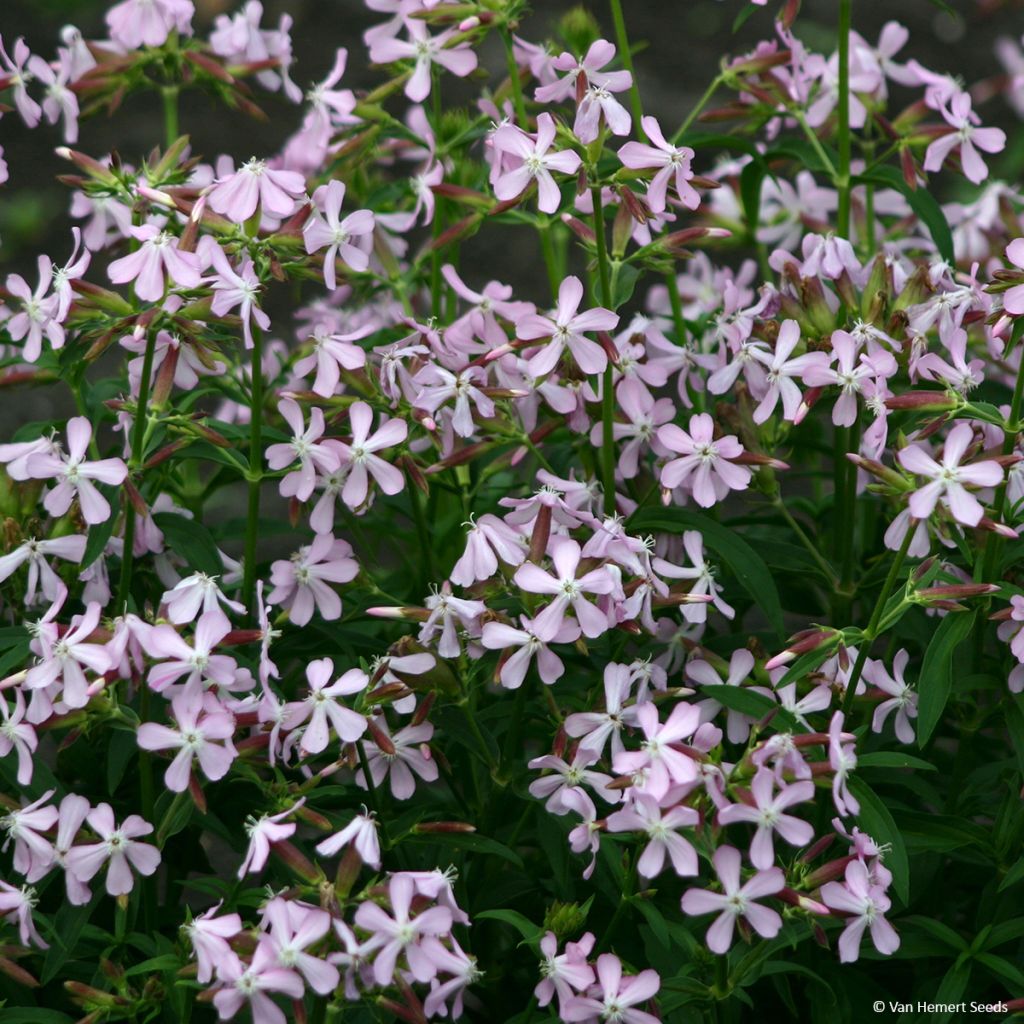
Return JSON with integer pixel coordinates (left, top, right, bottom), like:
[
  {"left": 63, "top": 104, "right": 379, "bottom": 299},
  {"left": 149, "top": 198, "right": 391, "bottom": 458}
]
[
  {"left": 916, "top": 611, "right": 976, "bottom": 746},
  {"left": 628, "top": 507, "right": 785, "bottom": 637},
  {"left": 40, "top": 892, "right": 102, "bottom": 985},
  {"left": 847, "top": 776, "right": 910, "bottom": 904},
  {"left": 152, "top": 512, "right": 223, "bottom": 576},
  {"left": 857, "top": 752, "right": 936, "bottom": 772},
  {"left": 82, "top": 511, "right": 117, "bottom": 569},
  {"left": 698, "top": 684, "right": 803, "bottom": 732},
  {"left": 476, "top": 909, "right": 542, "bottom": 948},
  {"left": 856, "top": 165, "right": 954, "bottom": 265},
  {"left": 999, "top": 857, "right": 1024, "bottom": 892},
  {"left": 405, "top": 830, "right": 523, "bottom": 868}
]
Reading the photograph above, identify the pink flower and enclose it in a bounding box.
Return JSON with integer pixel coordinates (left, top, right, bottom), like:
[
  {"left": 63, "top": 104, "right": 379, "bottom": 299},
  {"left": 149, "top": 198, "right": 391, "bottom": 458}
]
[
  {"left": 492, "top": 113, "right": 583, "bottom": 215},
  {"left": 268, "top": 534, "right": 359, "bottom": 626},
  {"left": 105, "top": 0, "right": 194, "bottom": 49},
  {"left": 368, "top": 19, "right": 477, "bottom": 103},
  {"left": 749, "top": 319, "right": 829, "bottom": 424},
  {"left": 607, "top": 792, "right": 699, "bottom": 879},
  {"left": 451, "top": 514, "right": 526, "bottom": 587},
  {"left": 412, "top": 363, "right": 496, "bottom": 438},
  {"left": 618, "top": 116, "right": 700, "bottom": 213},
  {"left": 107, "top": 225, "right": 202, "bottom": 303},
  {"left": 26, "top": 601, "right": 113, "bottom": 710},
  {"left": 417, "top": 581, "right": 486, "bottom": 657},
  {"left": 266, "top": 398, "right": 341, "bottom": 503},
  {"left": 185, "top": 904, "right": 243, "bottom": 984},
  {"left": 562, "top": 953, "right": 660, "bottom": 1024},
  {"left": 237, "top": 802, "right": 301, "bottom": 878},
  {"left": 518, "top": 276, "right": 618, "bottom": 377},
  {"left": 0, "top": 534, "right": 86, "bottom": 605},
  {"left": 24, "top": 417, "right": 127, "bottom": 525},
  {"left": 480, "top": 614, "right": 578, "bottom": 689},
  {"left": 864, "top": 649, "right": 918, "bottom": 744},
  {"left": 263, "top": 898, "right": 339, "bottom": 995},
  {"left": 207, "top": 158, "right": 306, "bottom": 223},
  {"left": 821, "top": 859, "right": 900, "bottom": 962},
  {"left": 514, "top": 536, "right": 615, "bottom": 641},
  {"left": 828, "top": 712, "right": 860, "bottom": 817},
  {"left": 4, "top": 255, "right": 63, "bottom": 361},
  {"left": 282, "top": 658, "right": 367, "bottom": 755},
  {"left": 0, "top": 882, "right": 47, "bottom": 949},
  {"left": 303, "top": 180, "right": 375, "bottom": 289},
  {"left": 924, "top": 92, "right": 1006, "bottom": 185},
  {"left": 64, "top": 803, "right": 160, "bottom": 897},
  {"left": 358, "top": 719, "right": 438, "bottom": 800},
  {"left": 801, "top": 330, "right": 897, "bottom": 427},
  {"left": 535, "top": 930, "right": 595, "bottom": 1013},
  {"left": 1, "top": 791, "right": 58, "bottom": 877},
  {"left": 897, "top": 423, "right": 1003, "bottom": 527},
  {"left": 354, "top": 873, "right": 453, "bottom": 985},
  {"left": 44, "top": 793, "right": 92, "bottom": 904},
  {"left": 207, "top": 245, "right": 271, "bottom": 349},
  {"left": 612, "top": 701, "right": 701, "bottom": 799},
  {"left": 658, "top": 413, "right": 751, "bottom": 507},
  {"left": 316, "top": 809, "right": 380, "bottom": 867},
  {"left": 1003, "top": 238, "right": 1024, "bottom": 316},
  {"left": 136, "top": 691, "right": 237, "bottom": 791},
  {"left": 212, "top": 943, "right": 304, "bottom": 1024},
  {"left": 29, "top": 50, "right": 79, "bottom": 143},
  {"left": 564, "top": 661, "right": 633, "bottom": 758},
  {"left": 161, "top": 571, "right": 245, "bottom": 625},
  {"left": 334, "top": 401, "right": 407, "bottom": 510},
  {"left": 442, "top": 264, "right": 535, "bottom": 351},
  {"left": 0, "top": 37, "right": 41, "bottom": 127},
  {"left": 681, "top": 845, "right": 784, "bottom": 954},
  {"left": 294, "top": 323, "right": 372, "bottom": 398},
  {"left": 146, "top": 609, "right": 236, "bottom": 694},
  {"left": 718, "top": 769, "right": 815, "bottom": 869},
  {"left": 0, "top": 691, "right": 37, "bottom": 786},
  {"left": 528, "top": 749, "right": 619, "bottom": 812}
]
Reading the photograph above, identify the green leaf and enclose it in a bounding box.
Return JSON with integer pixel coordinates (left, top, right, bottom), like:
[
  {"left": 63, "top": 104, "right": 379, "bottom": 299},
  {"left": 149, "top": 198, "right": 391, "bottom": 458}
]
[
  {"left": 628, "top": 507, "right": 785, "bottom": 637},
  {"left": 404, "top": 830, "right": 523, "bottom": 868},
  {"left": 82, "top": 511, "right": 117, "bottom": 569},
  {"left": 152, "top": 512, "right": 223, "bottom": 576},
  {"left": 156, "top": 790, "right": 194, "bottom": 846},
  {"left": 1005, "top": 694, "right": 1024, "bottom": 778},
  {"left": 740, "top": 159, "right": 769, "bottom": 234},
  {"left": 916, "top": 611, "right": 976, "bottom": 746},
  {"left": 901, "top": 915, "right": 967, "bottom": 951},
  {"left": 998, "top": 856, "right": 1024, "bottom": 892},
  {"left": 932, "top": 963, "right": 971, "bottom": 1023},
  {"left": 698, "top": 684, "right": 803, "bottom": 732},
  {"left": 107, "top": 728, "right": 138, "bottom": 796},
  {"left": 40, "top": 892, "right": 102, "bottom": 985},
  {"left": 857, "top": 752, "right": 936, "bottom": 772},
  {"left": 475, "top": 909, "right": 542, "bottom": 948},
  {"left": 847, "top": 776, "right": 910, "bottom": 904},
  {"left": 0, "top": 1012, "right": 77, "bottom": 1024},
  {"left": 610, "top": 262, "right": 640, "bottom": 310},
  {"left": 123, "top": 953, "right": 183, "bottom": 977},
  {"left": 856, "top": 165, "right": 954, "bottom": 265},
  {"left": 975, "top": 952, "right": 1024, "bottom": 989}
]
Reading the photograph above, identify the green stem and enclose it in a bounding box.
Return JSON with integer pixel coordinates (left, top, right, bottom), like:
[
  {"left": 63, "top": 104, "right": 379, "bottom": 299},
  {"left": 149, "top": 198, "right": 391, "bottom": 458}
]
[
  {"left": 591, "top": 186, "right": 616, "bottom": 517},
  {"left": 608, "top": 0, "right": 644, "bottom": 136},
  {"left": 836, "top": 0, "right": 853, "bottom": 239},
  {"left": 840, "top": 524, "right": 914, "bottom": 716},
  {"left": 790, "top": 107, "right": 839, "bottom": 180},
  {"left": 539, "top": 224, "right": 561, "bottom": 304},
  {"left": 242, "top": 326, "right": 264, "bottom": 623},
  {"left": 841, "top": 413, "right": 862, "bottom": 594},
  {"left": 671, "top": 74, "right": 723, "bottom": 145},
  {"left": 500, "top": 27, "right": 528, "bottom": 125},
  {"left": 598, "top": 854, "right": 638, "bottom": 950},
  {"left": 161, "top": 85, "right": 179, "bottom": 150},
  {"left": 980, "top": 352, "right": 1024, "bottom": 582},
  {"left": 138, "top": 682, "right": 156, "bottom": 933},
  {"left": 116, "top": 327, "right": 158, "bottom": 610},
  {"left": 773, "top": 498, "right": 839, "bottom": 586}
]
